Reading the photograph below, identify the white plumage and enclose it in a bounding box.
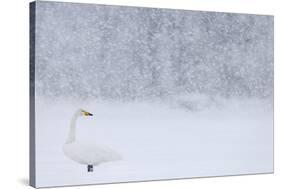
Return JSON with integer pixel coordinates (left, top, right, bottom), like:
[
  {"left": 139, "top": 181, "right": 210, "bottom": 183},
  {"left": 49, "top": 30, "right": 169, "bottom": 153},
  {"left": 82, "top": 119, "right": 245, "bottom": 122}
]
[{"left": 63, "top": 109, "right": 121, "bottom": 171}]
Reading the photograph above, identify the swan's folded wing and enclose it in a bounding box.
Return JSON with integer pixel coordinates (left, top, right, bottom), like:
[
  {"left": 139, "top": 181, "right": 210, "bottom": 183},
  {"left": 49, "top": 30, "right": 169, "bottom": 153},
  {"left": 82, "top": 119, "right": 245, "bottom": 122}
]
[
  {"left": 63, "top": 142, "right": 122, "bottom": 165},
  {"left": 87, "top": 143, "right": 122, "bottom": 164}
]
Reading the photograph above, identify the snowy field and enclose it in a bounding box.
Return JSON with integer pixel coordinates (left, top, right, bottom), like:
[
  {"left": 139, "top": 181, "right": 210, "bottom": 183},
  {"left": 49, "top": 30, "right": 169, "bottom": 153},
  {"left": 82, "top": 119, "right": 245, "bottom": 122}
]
[{"left": 35, "top": 96, "right": 273, "bottom": 187}]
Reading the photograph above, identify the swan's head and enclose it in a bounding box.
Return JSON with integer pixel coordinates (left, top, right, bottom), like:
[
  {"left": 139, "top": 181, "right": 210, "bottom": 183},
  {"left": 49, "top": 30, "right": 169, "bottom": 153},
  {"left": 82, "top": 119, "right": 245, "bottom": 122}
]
[{"left": 77, "top": 109, "right": 93, "bottom": 117}]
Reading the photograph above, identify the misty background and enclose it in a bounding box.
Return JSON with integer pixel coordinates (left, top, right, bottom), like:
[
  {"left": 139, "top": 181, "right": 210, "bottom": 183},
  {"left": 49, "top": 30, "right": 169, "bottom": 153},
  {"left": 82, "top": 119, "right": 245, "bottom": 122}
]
[{"left": 35, "top": 2, "right": 273, "bottom": 103}]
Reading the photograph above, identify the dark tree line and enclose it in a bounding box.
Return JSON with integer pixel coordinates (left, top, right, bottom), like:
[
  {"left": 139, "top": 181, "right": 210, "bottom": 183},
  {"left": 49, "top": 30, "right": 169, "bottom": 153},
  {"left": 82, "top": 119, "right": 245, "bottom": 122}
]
[{"left": 35, "top": 2, "right": 274, "bottom": 100}]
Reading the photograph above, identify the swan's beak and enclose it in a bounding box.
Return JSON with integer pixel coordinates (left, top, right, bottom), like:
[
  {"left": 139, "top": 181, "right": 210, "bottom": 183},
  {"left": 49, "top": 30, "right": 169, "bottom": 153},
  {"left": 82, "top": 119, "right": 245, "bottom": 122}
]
[
  {"left": 87, "top": 112, "right": 93, "bottom": 116},
  {"left": 82, "top": 110, "right": 93, "bottom": 116}
]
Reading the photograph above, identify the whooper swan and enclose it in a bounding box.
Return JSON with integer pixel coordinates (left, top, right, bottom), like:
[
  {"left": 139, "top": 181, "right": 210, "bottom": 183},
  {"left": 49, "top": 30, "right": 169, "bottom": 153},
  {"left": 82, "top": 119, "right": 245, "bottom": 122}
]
[{"left": 63, "top": 109, "right": 121, "bottom": 172}]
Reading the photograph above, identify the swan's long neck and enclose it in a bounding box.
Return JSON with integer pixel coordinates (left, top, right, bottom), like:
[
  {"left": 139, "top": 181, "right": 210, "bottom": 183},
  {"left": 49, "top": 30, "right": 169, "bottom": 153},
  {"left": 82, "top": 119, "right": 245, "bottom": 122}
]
[{"left": 66, "top": 112, "right": 79, "bottom": 143}]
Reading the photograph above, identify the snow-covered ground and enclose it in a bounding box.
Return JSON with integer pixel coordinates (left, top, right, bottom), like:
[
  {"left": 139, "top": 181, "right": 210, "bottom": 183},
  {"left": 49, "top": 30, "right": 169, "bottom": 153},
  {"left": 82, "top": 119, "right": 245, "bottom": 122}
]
[{"left": 35, "top": 97, "right": 273, "bottom": 187}]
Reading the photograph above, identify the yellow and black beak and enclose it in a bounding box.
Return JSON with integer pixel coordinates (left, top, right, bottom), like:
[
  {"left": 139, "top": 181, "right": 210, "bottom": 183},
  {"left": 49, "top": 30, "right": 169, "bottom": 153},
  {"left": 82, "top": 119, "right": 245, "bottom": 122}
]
[{"left": 82, "top": 110, "right": 93, "bottom": 116}]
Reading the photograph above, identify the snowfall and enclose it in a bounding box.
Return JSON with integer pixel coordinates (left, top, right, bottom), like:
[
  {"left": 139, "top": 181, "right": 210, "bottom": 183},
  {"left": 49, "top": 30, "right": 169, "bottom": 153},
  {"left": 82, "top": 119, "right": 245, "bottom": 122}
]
[
  {"left": 32, "top": 2, "right": 274, "bottom": 187},
  {"left": 35, "top": 95, "right": 273, "bottom": 187}
]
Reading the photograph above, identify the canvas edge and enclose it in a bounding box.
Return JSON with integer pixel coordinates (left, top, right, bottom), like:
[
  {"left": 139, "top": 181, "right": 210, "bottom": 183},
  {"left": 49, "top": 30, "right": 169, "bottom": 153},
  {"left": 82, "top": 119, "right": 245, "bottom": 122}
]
[
  {"left": 35, "top": 0, "right": 274, "bottom": 17},
  {"left": 30, "top": 1, "right": 36, "bottom": 188},
  {"left": 35, "top": 172, "right": 274, "bottom": 188}
]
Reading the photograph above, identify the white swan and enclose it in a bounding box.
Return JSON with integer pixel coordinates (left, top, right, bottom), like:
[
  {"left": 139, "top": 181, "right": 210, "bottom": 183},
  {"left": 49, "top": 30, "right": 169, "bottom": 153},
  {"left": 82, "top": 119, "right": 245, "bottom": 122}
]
[{"left": 63, "top": 109, "right": 121, "bottom": 172}]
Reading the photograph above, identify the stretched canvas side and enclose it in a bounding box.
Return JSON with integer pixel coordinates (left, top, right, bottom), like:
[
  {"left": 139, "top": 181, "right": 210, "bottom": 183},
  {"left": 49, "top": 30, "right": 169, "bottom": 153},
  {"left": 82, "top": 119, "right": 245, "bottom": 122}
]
[{"left": 29, "top": 1, "right": 36, "bottom": 188}]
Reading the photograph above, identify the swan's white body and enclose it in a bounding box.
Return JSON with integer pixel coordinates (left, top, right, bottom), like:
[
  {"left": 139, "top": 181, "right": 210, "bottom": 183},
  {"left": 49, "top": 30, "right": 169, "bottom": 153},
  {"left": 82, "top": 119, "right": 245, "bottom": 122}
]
[{"left": 63, "top": 109, "right": 121, "bottom": 167}]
